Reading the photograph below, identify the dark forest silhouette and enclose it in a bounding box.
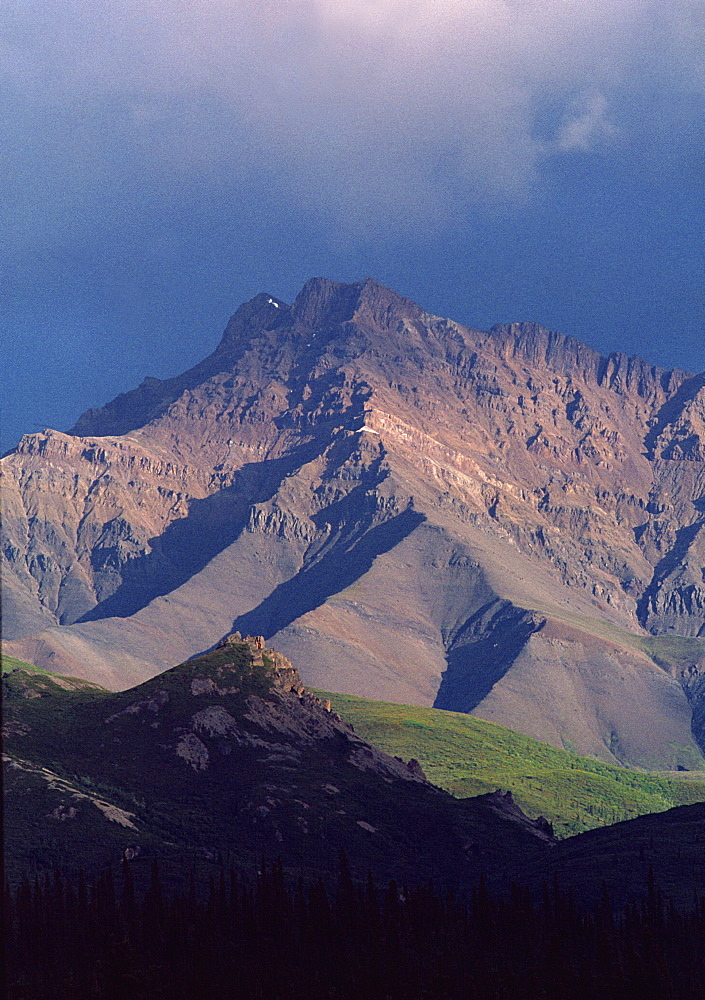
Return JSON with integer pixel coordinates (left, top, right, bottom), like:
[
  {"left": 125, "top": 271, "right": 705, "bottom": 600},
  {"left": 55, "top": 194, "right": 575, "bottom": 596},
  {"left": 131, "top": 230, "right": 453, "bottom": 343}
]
[{"left": 5, "top": 859, "right": 705, "bottom": 1000}]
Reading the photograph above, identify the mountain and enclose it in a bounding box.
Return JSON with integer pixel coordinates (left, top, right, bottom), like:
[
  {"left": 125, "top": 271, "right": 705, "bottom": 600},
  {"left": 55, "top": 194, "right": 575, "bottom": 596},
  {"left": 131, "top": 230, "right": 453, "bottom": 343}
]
[
  {"left": 4, "top": 277, "right": 705, "bottom": 767},
  {"left": 2, "top": 635, "right": 552, "bottom": 890},
  {"left": 5, "top": 642, "right": 705, "bottom": 915}
]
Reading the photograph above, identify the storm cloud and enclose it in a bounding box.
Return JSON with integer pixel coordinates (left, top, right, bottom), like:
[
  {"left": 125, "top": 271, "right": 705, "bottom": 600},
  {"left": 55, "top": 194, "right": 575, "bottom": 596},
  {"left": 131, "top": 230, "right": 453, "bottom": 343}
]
[
  {"left": 3, "top": 1, "right": 702, "bottom": 237},
  {"left": 2, "top": 2, "right": 703, "bottom": 452}
]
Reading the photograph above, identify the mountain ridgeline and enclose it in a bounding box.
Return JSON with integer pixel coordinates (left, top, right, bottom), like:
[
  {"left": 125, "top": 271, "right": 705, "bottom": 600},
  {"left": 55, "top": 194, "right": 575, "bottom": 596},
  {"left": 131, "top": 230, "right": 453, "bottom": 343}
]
[
  {"left": 2, "top": 636, "right": 554, "bottom": 892},
  {"left": 4, "top": 277, "right": 705, "bottom": 768}
]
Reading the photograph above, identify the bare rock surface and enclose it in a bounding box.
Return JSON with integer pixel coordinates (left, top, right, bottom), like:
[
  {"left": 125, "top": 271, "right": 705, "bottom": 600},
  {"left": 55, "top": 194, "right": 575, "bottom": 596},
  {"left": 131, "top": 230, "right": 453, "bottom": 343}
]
[{"left": 4, "top": 278, "right": 705, "bottom": 766}]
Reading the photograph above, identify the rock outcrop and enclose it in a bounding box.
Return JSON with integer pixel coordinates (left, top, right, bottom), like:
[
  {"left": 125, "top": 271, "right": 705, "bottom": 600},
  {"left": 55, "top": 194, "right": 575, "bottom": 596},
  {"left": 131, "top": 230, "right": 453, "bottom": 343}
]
[{"left": 4, "top": 277, "right": 705, "bottom": 766}]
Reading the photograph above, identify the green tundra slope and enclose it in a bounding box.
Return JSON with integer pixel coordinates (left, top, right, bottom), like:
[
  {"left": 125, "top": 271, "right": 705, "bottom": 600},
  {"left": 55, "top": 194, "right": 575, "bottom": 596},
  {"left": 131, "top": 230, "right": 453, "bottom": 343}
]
[
  {"left": 4, "top": 650, "right": 703, "bottom": 841},
  {"left": 2, "top": 653, "right": 107, "bottom": 688},
  {"left": 319, "top": 691, "right": 705, "bottom": 837},
  {"left": 2, "top": 654, "right": 53, "bottom": 674}
]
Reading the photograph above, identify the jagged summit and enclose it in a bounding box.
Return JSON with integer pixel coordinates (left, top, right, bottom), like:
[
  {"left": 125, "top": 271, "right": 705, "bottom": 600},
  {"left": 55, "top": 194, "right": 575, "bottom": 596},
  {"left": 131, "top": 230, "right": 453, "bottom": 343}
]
[
  {"left": 4, "top": 277, "right": 705, "bottom": 769},
  {"left": 218, "top": 292, "right": 290, "bottom": 347},
  {"left": 290, "top": 276, "right": 424, "bottom": 330},
  {"left": 66, "top": 276, "right": 687, "bottom": 441},
  {"left": 161, "top": 632, "right": 336, "bottom": 718},
  {"left": 66, "top": 277, "right": 421, "bottom": 438}
]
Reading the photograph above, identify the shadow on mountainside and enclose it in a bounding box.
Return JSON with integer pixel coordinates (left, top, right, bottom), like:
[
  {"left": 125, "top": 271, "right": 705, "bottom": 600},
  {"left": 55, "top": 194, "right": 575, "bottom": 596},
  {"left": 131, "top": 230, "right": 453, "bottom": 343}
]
[
  {"left": 75, "top": 439, "right": 338, "bottom": 624},
  {"left": 76, "top": 429, "right": 400, "bottom": 626},
  {"left": 228, "top": 506, "right": 426, "bottom": 641},
  {"left": 644, "top": 372, "right": 705, "bottom": 460},
  {"left": 636, "top": 519, "right": 705, "bottom": 630},
  {"left": 435, "top": 599, "right": 545, "bottom": 713}
]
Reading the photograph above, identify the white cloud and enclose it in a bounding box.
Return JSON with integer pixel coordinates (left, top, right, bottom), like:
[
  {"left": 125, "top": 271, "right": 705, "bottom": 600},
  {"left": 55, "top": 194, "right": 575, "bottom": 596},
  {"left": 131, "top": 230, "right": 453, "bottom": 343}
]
[{"left": 555, "top": 92, "right": 620, "bottom": 152}]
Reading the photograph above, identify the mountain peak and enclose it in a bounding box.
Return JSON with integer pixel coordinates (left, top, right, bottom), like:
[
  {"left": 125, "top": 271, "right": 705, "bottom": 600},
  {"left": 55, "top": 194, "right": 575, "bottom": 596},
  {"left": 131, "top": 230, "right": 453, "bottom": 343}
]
[
  {"left": 219, "top": 292, "right": 289, "bottom": 348},
  {"left": 289, "top": 276, "right": 423, "bottom": 331},
  {"left": 6, "top": 276, "right": 705, "bottom": 772},
  {"left": 291, "top": 277, "right": 364, "bottom": 327}
]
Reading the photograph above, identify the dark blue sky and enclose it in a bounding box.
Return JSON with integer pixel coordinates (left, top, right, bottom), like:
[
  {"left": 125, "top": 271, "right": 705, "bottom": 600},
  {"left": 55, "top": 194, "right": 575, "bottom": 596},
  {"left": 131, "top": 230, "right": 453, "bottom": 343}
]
[{"left": 3, "top": 2, "right": 704, "bottom": 453}]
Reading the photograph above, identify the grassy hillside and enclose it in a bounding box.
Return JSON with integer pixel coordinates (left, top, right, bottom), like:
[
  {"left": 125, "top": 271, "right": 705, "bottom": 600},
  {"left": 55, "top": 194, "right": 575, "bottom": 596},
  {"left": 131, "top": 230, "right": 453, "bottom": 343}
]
[
  {"left": 2, "top": 653, "right": 107, "bottom": 693},
  {"left": 5, "top": 650, "right": 704, "bottom": 841},
  {"left": 2, "top": 653, "right": 51, "bottom": 674},
  {"left": 319, "top": 691, "right": 705, "bottom": 837}
]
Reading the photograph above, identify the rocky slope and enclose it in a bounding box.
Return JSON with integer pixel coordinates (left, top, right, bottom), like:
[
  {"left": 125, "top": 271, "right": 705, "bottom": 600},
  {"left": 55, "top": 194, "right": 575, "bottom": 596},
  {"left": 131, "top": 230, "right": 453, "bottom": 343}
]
[
  {"left": 2, "top": 636, "right": 553, "bottom": 888},
  {"left": 4, "top": 277, "right": 705, "bottom": 766}
]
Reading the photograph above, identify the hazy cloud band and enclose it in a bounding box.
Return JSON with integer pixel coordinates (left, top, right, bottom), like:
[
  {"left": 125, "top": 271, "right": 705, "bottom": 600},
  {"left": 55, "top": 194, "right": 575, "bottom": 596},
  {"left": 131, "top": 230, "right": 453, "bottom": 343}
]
[{"left": 3, "top": 1, "right": 703, "bottom": 240}]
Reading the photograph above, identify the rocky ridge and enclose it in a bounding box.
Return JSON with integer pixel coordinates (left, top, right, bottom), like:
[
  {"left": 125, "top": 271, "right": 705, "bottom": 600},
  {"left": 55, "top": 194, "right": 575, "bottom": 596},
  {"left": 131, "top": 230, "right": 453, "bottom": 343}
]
[
  {"left": 4, "top": 277, "right": 705, "bottom": 767},
  {"left": 3, "top": 637, "right": 554, "bottom": 888}
]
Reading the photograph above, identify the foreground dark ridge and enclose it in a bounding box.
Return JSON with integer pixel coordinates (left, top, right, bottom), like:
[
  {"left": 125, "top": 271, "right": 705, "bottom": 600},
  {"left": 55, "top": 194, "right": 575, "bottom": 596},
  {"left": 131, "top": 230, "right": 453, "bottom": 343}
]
[
  {"left": 4, "top": 277, "right": 705, "bottom": 767},
  {"left": 2, "top": 636, "right": 553, "bottom": 894},
  {"left": 4, "top": 641, "right": 705, "bottom": 916}
]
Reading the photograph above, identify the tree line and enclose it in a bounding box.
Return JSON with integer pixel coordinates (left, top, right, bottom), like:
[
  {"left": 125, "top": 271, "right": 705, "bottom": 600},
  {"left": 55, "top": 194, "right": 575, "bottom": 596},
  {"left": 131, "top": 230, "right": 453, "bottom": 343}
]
[{"left": 5, "top": 857, "right": 705, "bottom": 999}]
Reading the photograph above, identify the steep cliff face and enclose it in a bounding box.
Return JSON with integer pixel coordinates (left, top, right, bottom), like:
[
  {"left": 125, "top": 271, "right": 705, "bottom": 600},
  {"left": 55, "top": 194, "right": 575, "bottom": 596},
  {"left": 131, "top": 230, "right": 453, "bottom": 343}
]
[{"left": 4, "top": 278, "right": 705, "bottom": 766}]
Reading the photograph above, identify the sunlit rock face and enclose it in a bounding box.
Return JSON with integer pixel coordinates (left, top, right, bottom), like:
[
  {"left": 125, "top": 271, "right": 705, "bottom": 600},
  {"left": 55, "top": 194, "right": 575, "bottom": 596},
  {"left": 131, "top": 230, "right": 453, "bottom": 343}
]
[{"left": 4, "top": 277, "right": 705, "bottom": 767}]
